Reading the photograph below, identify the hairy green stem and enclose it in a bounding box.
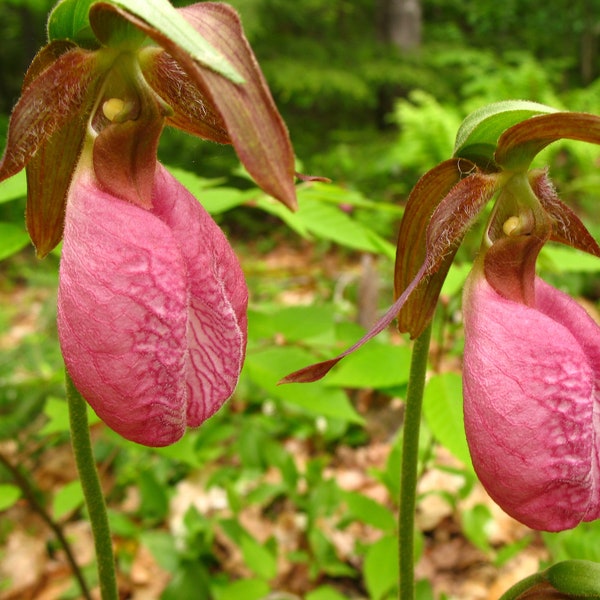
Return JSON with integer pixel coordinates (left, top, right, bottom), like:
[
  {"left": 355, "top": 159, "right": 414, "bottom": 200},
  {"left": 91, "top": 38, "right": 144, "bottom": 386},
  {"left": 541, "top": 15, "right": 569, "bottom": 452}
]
[
  {"left": 66, "top": 371, "right": 118, "bottom": 600},
  {"left": 398, "top": 323, "right": 432, "bottom": 600},
  {"left": 0, "top": 451, "right": 92, "bottom": 600}
]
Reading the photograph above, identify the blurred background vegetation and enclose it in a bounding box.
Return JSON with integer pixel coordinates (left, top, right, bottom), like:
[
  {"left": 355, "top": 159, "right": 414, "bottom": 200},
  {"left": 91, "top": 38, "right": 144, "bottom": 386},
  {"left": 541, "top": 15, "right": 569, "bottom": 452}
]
[
  {"left": 1, "top": 1, "right": 600, "bottom": 599},
  {"left": 2, "top": 0, "right": 600, "bottom": 198}
]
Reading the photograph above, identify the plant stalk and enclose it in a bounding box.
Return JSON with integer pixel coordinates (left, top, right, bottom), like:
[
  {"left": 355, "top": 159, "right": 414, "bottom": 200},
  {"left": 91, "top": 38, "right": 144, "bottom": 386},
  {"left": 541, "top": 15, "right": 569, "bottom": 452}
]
[
  {"left": 398, "top": 323, "right": 432, "bottom": 600},
  {"left": 66, "top": 371, "right": 118, "bottom": 600}
]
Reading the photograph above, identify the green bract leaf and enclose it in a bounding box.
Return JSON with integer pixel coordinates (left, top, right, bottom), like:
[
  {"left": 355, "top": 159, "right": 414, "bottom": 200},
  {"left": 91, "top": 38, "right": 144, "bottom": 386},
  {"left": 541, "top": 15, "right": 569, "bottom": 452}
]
[
  {"left": 453, "top": 100, "right": 559, "bottom": 168},
  {"left": 47, "top": 0, "right": 97, "bottom": 47},
  {"left": 90, "top": 0, "right": 242, "bottom": 83}
]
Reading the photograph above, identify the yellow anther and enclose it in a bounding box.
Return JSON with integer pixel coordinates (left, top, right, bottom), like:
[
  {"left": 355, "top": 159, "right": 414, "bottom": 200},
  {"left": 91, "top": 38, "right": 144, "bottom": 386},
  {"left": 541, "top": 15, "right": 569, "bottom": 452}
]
[
  {"left": 102, "top": 98, "right": 126, "bottom": 122},
  {"left": 502, "top": 216, "right": 521, "bottom": 236}
]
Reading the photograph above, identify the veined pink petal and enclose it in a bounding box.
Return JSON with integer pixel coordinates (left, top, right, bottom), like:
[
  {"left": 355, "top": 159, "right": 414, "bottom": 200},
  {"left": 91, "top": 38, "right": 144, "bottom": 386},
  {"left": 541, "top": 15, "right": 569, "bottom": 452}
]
[
  {"left": 463, "top": 271, "right": 600, "bottom": 531},
  {"left": 57, "top": 164, "right": 247, "bottom": 446}
]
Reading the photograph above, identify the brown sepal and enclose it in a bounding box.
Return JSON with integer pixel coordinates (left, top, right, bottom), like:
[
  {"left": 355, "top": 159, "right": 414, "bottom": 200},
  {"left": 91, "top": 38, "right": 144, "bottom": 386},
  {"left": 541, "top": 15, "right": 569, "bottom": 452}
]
[
  {"left": 395, "top": 159, "right": 499, "bottom": 337},
  {"left": 0, "top": 47, "right": 99, "bottom": 183},
  {"left": 26, "top": 114, "right": 89, "bottom": 257}
]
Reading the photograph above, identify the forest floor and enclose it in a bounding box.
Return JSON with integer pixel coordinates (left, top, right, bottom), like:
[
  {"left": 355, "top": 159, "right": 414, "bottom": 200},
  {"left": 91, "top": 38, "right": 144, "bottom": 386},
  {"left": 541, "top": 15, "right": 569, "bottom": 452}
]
[{"left": 0, "top": 241, "right": 549, "bottom": 600}]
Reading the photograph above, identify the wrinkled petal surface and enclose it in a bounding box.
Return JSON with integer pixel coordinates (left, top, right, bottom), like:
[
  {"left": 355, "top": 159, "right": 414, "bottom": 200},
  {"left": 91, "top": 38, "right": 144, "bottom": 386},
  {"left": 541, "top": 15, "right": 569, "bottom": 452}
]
[
  {"left": 463, "top": 271, "right": 600, "bottom": 531},
  {"left": 57, "top": 163, "right": 247, "bottom": 446}
]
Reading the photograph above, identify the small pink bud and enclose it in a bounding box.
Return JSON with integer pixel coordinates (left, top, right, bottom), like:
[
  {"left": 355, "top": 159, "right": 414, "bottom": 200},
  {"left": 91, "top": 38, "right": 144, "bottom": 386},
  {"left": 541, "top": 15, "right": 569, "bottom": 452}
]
[
  {"left": 57, "top": 163, "right": 247, "bottom": 446},
  {"left": 463, "top": 269, "right": 600, "bottom": 531}
]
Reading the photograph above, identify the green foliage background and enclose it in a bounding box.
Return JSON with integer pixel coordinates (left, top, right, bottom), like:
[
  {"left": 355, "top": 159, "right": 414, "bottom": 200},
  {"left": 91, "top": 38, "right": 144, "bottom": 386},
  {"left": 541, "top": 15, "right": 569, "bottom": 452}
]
[{"left": 0, "top": 0, "right": 600, "bottom": 598}]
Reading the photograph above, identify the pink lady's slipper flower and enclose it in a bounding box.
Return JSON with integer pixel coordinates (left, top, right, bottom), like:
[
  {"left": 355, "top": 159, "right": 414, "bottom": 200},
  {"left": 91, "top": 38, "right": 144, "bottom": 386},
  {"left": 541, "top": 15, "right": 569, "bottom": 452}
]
[
  {"left": 0, "top": 0, "right": 297, "bottom": 446},
  {"left": 462, "top": 173, "right": 600, "bottom": 531},
  {"left": 284, "top": 103, "right": 600, "bottom": 531}
]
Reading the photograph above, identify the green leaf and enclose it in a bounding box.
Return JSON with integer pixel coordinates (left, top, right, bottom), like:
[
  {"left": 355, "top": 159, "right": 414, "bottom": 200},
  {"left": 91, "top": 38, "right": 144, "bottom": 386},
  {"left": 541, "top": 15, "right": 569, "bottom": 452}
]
[
  {"left": 461, "top": 503, "right": 493, "bottom": 553},
  {"left": 53, "top": 480, "right": 84, "bottom": 519},
  {"left": 0, "top": 223, "right": 30, "bottom": 261},
  {"left": 453, "top": 100, "right": 559, "bottom": 166},
  {"left": 49, "top": 0, "right": 242, "bottom": 82},
  {"left": 255, "top": 193, "right": 395, "bottom": 257},
  {"left": 168, "top": 167, "right": 248, "bottom": 214},
  {"left": 140, "top": 531, "right": 179, "bottom": 573},
  {"left": 363, "top": 534, "right": 399, "bottom": 600},
  {"left": 47, "top": 0, "right": 97, "bottom": 46},
  {"left": 0, "top": 484, "right": 21, "bottom": 512},
  {"left": 106, "top": 0, "right": 241, "bottom": 82},
  {"left": 422, "top": 373, "right": 473, "bottom": 470},
  {"left": 215, "top": 579, "right": 269, "bottom": 600},
  {"left": 343, "top": 490, "right": 396, "bottom": 532},
  {"left": 324, "top": 343, "right": 411, "bottom": 389},
  {"left": 244, "top": 347, "right": 364, "bottom": 424},
  {"left": 305, "top": 586, "right": 349, "bottom": 600},
  {"left": 0, "top": 171, "right": 27, "bottom": 203},
  {"left": 248, "top": 305, "right": 336, "bottom": 346},
  {"left": 540, "top": 245, "right": 600, "bottom": 273},
  {"left": 219, "top": 520, "right": 277, "bottom": 580},
  {"left": 543, "top": 521, "right": 600, "bottom": 563},
  {"left": 161, "top": 561, "right": 211, "bottom": 600},
  {"left": 138, "top": 470, "right": 169, "bottom": 523},
  {"left": 41, "top": 396, "right": 100, "bottom": 436}
]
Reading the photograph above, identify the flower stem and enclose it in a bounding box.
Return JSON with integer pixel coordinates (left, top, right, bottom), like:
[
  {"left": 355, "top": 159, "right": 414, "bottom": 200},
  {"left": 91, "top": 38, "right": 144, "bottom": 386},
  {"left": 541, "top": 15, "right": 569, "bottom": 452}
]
[
  {"left": 398, "top": 323, "right": 432, "bottom": 600},
  {"left": 66, "top": 371, "right": 118, "bottom": 600}
]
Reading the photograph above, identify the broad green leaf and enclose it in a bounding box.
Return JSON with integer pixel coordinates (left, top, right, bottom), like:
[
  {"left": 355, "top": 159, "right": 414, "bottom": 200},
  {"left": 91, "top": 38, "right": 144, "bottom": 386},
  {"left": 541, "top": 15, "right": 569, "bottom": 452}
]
[
  {"left": 0, "top": 484, "right": 21, "bottom": 512},
  {"left": 543, "top": 521, "right": 600, "bottom": 563},
  {"left": 324, "top": 343, "right": 411, "bottom": 389},
  {"left": 138, "top": 470, "right": 169, "bottom": 523},
  {"left": 343, "top": 490, "right": 396, "bottom": 532},
  {"left": 298, "top": 197, "right": 395, "bottom": 257},
  {"left": 453, "top": 100, "right": 558, "bottom": 167},
  {"left": 140, "top": 531, "right": 179, "bottom": 573},
  {"left": 41, "top": 396, "right": 100, "bottom": 436},
  {"left": 244, "top": 347, "right": 364, "bottom": 424},
  {"left": 422, "top": 372, "right": 473, "bottom": 470},
  {"left": 248, "top": 305, "right": 336, "bottom": 346},
  {"left": 308, "top": 527, "right": 356, "bottom": 578},
  {"left": 215, "top": 579, "right": 269, "bottom": 600},
  {"left": 53, "top": 480, "right": 84, "bottom": 519},
  {"left": 540, "top": 245, "right": 600, "bottom": 273},
  {"left": 0, "top": 223, "right": 29, "bottom": 261},
  {"left": 305, "top": 586, "right": 349, "bottom": 600},
  {"left": 461, "top": 503, "right": 493, "bottom": 553},
  {"left": 170, "top": 167, "right": 249, "bottom": 214},
  {"left": 0, "top": 171, "right": 26, "bottom": 203},
  {"left": 255, "top": 193, "right": 395, "bottom": 257},
  {"left": 219, "top": 520, "right": 277, "bottom": 580},
  {"left": 161, "top": 561, "right": 211, "bottom": 600},
  {"left": 363, "top": 534, "right": 399, "bottom": 600}
]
